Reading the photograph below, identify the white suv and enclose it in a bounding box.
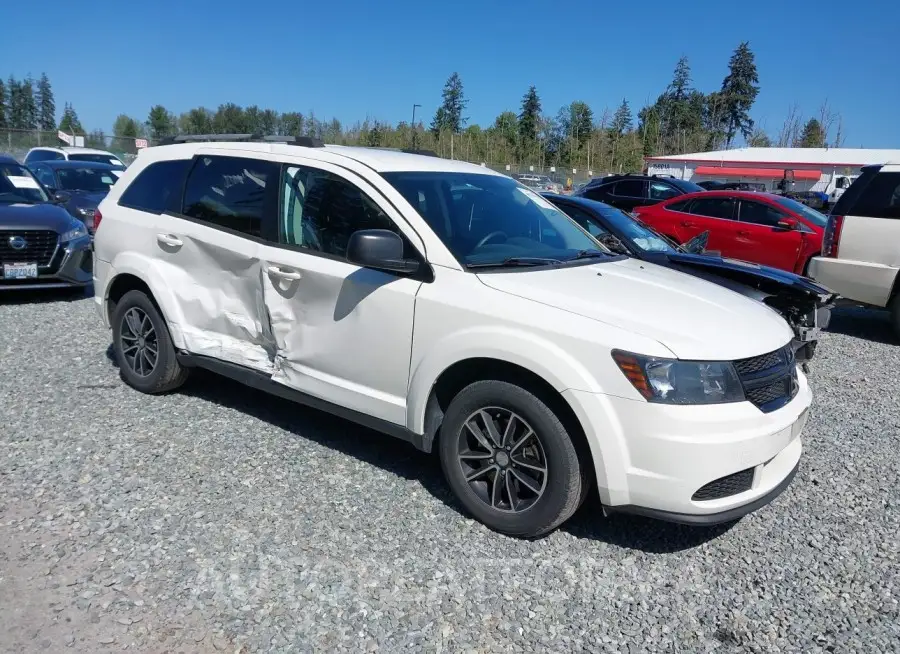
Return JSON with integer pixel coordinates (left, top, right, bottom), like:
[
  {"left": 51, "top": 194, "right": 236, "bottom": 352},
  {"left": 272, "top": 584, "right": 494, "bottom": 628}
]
[
  {"left": 24, "top": 146, "right": 125, "bottom": 167},
  {"left": 93, "top": 136, "right": 811, "bottom": 537},
  {"left": 808, "top": 163, "right": 900, "bottom": 337}
]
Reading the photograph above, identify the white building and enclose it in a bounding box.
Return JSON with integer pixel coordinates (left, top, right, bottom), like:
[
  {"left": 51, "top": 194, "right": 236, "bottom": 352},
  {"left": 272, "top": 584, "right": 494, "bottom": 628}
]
[{"left": 645, "top": 147, "right": 900, "bottom": 194}]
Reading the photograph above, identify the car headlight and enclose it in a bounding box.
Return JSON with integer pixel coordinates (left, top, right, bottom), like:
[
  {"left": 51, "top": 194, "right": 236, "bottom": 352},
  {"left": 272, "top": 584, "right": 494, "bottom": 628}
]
[
  {"left": 612, "top": 350, "right": 745, "bottom": 405},
  {"left": 61, "top": 222, "right": 89, "bottom": 242}
]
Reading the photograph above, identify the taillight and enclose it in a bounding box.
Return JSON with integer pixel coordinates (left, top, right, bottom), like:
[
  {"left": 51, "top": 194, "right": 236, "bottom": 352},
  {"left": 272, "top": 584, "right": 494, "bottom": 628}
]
[
  {"left": 93, "top": 209, "right": 103, "bottom": 231},
  {"left": 822, "top": 214, "right": 843, "bottom": 258}
]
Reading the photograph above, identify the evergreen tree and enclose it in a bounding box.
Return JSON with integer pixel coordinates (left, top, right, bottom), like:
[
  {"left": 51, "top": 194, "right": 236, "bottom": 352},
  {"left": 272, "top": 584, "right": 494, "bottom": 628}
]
[
  {"left": 8, "top": 77, "right": 25, "bottom": 129},
  {"left": 113, "top": 114, "right": 141, "bottom": 139},
  {"left": 19, "top": 76, "right": 37, "bottom": 129},
  {"left": 720, "top": 41, "right": 760, "bottom": 146},
  {"left": 797, "top": 118, "right": 825, "bottom": 148},
  {"left": 518, "top": 86, "right": 541, "bottom": 142},
  {"left": 431, "top": 72, "right": 467, "bottom": 135},
  {"left": 0, "top": 78, "right": 7, "bottom": 129},
  {"left": 36, "top": 73, "right": 55, "bottom": 131},
  {"left": 146, "top": 105, "right": 176, "bottom": 140},
  {"left": 611, "top": 98, "right": 633, "bottom": 135},
  {"left": 58, "top": 102, "right": 84, "bottom": 134}
]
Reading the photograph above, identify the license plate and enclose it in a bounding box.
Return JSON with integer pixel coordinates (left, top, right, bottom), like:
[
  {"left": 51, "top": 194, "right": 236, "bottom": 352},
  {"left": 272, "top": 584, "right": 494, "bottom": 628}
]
[{"left": 3, "top": 263, "right": 38, "bottom": 279}]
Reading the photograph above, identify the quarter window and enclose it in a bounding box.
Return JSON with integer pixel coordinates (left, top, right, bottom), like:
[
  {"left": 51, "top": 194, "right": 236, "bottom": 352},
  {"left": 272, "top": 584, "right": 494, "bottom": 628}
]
[
  {"left": 667, "top": 199, "right": 693, "bottom": 212},
  {"left": 182, "top": 156, "right": 279, "bottom": 236},
  {"left": 31, "top": 165, "right": 57, "bottom": 188},
  {"left": 649, "top": 181, "right": 679, "bottom": 201},
  {"left": 738, "top": 201, "right": 785, "bottom": 226},
  {"left": 119, "top": 159, "right": 191, "bottom": 214},
  {"left": 280, "top": 165, "right": 399, "bottom": 258},
  {"left": 688, "top": 198, "right": 736, "bottom": 220}
]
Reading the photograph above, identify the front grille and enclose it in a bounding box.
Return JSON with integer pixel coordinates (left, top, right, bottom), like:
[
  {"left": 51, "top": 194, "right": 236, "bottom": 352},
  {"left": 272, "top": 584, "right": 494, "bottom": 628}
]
[
  {"left": 0, "top": 230, "right": 59, "bottom": 266},
  {"left": 692, "top": 468, "right": 754, "bottom": 501},
  {"left": 734, "top": 345, "right": 798, "bottom": 413}
]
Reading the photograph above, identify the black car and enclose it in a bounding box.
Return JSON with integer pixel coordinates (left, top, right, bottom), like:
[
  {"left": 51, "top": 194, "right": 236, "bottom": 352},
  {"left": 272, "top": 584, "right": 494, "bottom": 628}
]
[
  {"left": 573, "top": 174, "right": 706, "bottom": 211},
  {"left": 697, "top": 180, "right": 767, "bottom": 192},
  {"left": 27, "top": 160, "right": 122, "bottom": 233},
  {"left": 0, "top": 154, "right": 93, "bottom": 291},
  {"left": 544, "top": 193, "right": 836, "bottom": 364}
]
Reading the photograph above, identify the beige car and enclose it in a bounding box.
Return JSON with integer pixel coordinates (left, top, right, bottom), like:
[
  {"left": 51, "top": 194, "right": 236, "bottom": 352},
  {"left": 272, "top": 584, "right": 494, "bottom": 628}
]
[{"left": 807, "top": 162, "right": 900, "bottom": 336}]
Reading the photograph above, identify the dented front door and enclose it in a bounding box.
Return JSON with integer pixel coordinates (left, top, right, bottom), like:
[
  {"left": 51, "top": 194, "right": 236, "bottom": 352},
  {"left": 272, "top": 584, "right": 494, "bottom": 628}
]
[{"left": 258, "top": 162, "right": 424, "bottom": 427}]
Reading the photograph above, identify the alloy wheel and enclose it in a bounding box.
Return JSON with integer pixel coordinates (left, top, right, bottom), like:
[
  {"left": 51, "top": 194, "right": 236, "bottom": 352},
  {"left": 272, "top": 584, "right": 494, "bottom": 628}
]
[
  {"left": 457, "top": 407, "right": 548, "bottom": 513},
  {"left": 119, "top": 307, "right": 158, "bottom": 377}
]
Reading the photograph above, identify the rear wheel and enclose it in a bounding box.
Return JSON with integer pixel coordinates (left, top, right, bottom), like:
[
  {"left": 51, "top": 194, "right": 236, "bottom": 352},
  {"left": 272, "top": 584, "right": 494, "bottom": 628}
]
[
  {"left": 111, "top": 289, "right": 189, "bottom": 393},
  {"left": 438, "top": 380, "right": 582, "bottom": 538}
]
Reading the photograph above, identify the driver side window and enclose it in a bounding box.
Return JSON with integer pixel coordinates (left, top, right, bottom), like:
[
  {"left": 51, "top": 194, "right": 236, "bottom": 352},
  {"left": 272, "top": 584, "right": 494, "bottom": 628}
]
[
  {"left": 32, "top": 165, "right": 56, "bottom": 188},
  {"left": 280, "top": 165, "right": 400, "bottom": 259}
]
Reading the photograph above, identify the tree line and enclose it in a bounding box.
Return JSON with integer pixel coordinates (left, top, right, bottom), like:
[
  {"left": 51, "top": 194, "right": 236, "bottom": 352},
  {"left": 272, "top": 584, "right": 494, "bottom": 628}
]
[{"left": 3, "top": 44, "right": 846, "bottom": 171}]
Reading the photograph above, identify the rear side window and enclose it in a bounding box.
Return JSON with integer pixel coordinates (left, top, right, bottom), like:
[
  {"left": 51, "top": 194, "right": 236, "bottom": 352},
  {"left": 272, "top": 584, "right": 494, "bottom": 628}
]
[
  {"left": 119, "top": 159, "right": 190, "bottom": 214},
  {"left": 182, "top": 156, "right": 279, "bottom": 237},
  {"left": 582, "top": 184, "right": 613, "bottom": 202},
  {"left": 688, "top": 198, "right": 736, "bottom": 220},
  {"left": 649, "top": 181, "right": 679, "bottom": 201},
  {"left": 738, "top": 200, "right": 785, "bottom": 226},
  {"left": 831, "top": 167, "right": 878, "bottom": 216},
  {"left": 613, "top": 180, "right": 644, "bottom": 197},
  {"left": 839, "top": 171, "right": 900, "bottom": 219},
  {"left": 26, "top": 150, "right": 64, "bottom": 163},
  {"left": 667, "top": 199, "right": 692, "bottom": 212}
]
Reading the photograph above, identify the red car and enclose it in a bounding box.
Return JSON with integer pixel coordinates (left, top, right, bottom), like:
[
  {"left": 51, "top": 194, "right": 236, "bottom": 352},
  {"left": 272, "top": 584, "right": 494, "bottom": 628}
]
[{"left": 632, "top": 191, "right": 827, "bottom": 274}]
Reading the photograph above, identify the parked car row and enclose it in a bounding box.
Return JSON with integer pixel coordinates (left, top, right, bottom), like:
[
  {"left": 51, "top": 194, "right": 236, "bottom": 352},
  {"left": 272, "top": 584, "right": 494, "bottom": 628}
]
[{"left": 89, "top": 135, "right": 811, "bottom": 539}]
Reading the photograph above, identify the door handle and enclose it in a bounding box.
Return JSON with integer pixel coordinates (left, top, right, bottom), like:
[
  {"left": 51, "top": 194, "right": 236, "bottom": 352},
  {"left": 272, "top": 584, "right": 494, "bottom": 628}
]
[
  {"left": 266, "top": 265, "right": 302, "bottom": 281},
  {"left": 156, "top": 233, "right": 182, "bottom": 247}
]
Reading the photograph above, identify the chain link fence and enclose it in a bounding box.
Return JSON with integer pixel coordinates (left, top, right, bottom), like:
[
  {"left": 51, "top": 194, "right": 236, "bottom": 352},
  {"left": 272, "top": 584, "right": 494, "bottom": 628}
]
[{"left": 0, "top": 129, "right": 151, "bottom": 165}]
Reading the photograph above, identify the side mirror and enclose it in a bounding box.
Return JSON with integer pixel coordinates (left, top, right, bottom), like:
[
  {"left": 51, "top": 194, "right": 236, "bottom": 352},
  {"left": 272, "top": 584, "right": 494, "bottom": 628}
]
[
  {"left": 347, "top": 229, "right": 419, "bottom": 274},
  {"left": 52, "top": 191, "right": 71, "bottom": 204},
  {"left": 682, "top": 231, "right": 710, "bottom": 254},
  {"left": 596, "top": 233, "right": 628, "bottom": 255},
  {"left": 775, "top": 218, "right": 798, "bottom": 230}
]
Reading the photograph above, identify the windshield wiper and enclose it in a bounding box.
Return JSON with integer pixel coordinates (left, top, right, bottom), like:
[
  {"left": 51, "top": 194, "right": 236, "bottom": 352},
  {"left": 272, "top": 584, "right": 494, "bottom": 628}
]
[
  {"left": 567, "top": 249, "right": 614, "bottom": 261},
  {"left": 466, "top": 256, "right": 562, "bottom": 269}
]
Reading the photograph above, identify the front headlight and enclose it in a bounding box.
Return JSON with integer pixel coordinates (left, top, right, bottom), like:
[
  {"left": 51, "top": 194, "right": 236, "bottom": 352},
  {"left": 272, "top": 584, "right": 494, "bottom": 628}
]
[
  {"left": 61, "top": 222, "right": 89, "bottom": 242},
  {"left": 612, "top": 350, "right": 745, "bottom": 405}
]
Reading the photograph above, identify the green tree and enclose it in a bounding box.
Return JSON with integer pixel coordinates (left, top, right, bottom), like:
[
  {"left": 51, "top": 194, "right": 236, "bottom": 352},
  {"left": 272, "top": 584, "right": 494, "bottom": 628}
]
[
  {"left": 58, "top": 102, "right": 84, "bottom": 134},
  {"left": 702, "top": 91, "right": 729, "bottom": 149},
  {"left": 213, "top": 103, "right": 247, "bottom": 133},
  {"left": 7, "top": 77, "right": 24, "bottom": 128},
  {"left": 260, "top": 109, "right": 279, "bottom": 136},
  {"left": 178, "top": 107, "right": 213, "bottom": 134},
  {"left": 720, "top": 41, "right": 760, "bottom": 146},
  {"left": 279, "top": 111, "right": 304, "bottom": 136},
  {"left": 0, "top": 78, "right": 7, "bottom": 129},
  {"left": 518, "top": 86, "right": 541, "bottom": 143},
  {"left": 113, "top": 114, "right": 141, "bottom": 138},
  {"left": 146, "top": 105, "right": 176, "bottom": 140},
  {"left": 19, "top": 76, "right": 37, "bottom": 130},
  {"left": 36, "top": 73, "right": 55, "bottom": 131},
  {"left": 611, "top": 98, "right": 633, "bottom": 135},
  {"left": 244, "top": 105, "right": 262, "bottom": 134},
  {"left": 797, "top": 118, "right": 825, "bottom": 148},
  {"left": 431, "top": 72, "right": 467, "bottom": 135},
  {"left": 748, "top": 127, "right": 772, "bottom": 147}
]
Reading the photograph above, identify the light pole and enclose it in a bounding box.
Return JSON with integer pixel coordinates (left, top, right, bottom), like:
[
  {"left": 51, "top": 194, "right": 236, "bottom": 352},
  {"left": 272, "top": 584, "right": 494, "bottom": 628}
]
[{"left": 411, "top": 103, "right": 421, "bottom": 149}]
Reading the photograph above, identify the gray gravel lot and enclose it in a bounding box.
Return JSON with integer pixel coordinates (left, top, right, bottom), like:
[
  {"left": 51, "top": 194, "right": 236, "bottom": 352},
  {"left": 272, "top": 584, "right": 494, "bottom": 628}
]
[{"left": 1, "top": 292, "right": 898, "bottom": 653}]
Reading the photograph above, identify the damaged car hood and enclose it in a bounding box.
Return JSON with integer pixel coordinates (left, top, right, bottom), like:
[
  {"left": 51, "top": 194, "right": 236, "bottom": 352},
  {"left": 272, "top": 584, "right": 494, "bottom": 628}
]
[{"left": 477, "top": 257, "right": 794, "bottom": 361}]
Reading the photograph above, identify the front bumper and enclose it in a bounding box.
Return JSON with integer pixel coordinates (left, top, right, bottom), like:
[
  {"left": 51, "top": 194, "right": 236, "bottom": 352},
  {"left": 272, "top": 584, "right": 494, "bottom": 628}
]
[
  {"left": 0, "top": 236, "right": 93, "bottom": 290},
  {"left": 564, "top": 369, "right": 811, "bottom": 523},
  {"left": 807, "top": 256, "right": 896, "bottom": 308}
]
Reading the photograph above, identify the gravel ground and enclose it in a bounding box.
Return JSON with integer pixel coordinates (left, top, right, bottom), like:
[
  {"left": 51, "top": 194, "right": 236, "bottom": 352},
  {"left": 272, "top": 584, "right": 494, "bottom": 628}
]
[{"left": 1, "top": 291, "right": 898, "bottom": 653}]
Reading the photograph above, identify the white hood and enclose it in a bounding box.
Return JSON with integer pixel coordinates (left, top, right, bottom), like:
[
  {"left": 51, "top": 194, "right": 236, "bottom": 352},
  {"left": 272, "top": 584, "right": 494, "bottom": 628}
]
[{"left": 477, "top": 258, "right": 794, "bottom": 361}]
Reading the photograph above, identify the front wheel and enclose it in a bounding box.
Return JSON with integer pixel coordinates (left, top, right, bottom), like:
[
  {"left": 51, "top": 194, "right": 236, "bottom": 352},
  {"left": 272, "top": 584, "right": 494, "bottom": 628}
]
[{"left": 438, "top": 380, "right": 583, "bottom": 538}]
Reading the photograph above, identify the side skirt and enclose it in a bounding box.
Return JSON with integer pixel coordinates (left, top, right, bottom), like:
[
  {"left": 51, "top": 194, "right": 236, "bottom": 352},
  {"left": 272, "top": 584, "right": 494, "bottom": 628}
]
[{"left": 177, "top": 352, "right": 429, "bottom": 452}]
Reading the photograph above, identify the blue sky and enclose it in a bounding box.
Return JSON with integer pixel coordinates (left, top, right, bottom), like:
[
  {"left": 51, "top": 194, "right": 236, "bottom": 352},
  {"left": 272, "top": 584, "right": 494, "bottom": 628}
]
[{"left": 2, "top": 0, "right": 896, "bottom": 148}]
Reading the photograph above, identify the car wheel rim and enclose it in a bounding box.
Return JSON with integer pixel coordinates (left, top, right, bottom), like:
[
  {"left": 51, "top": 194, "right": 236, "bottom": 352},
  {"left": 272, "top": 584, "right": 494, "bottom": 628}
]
[
  {"left": 457, "top": 407, "right": 548, "bottom": 513},
  {"left": 119, "top": 307, "right": 158, "bottom": 378}
]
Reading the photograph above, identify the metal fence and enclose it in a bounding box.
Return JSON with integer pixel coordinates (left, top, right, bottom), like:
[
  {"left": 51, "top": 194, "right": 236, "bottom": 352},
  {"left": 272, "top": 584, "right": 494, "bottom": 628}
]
[{"left": 0, "top": 129, "right": 149, "bottom": 164}]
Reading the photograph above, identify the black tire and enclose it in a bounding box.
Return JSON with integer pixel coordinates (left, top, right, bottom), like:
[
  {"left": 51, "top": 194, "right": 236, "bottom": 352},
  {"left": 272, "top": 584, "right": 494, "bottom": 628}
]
[
  {"left": 111, "top": 289, "right": 189, "bottom": 393},
  {"left": 438, "top": 380, "right": 582, "bottom": 538}
]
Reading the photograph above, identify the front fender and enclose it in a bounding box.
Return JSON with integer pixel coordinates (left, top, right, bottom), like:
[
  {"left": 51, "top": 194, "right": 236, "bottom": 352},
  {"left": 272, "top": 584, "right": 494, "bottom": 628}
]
[
  {"left": 106, "top": 252, "right": 188, "bottom": 350},
  {"left": 406, "top": 325, "right": 602, "bottom": 434}
]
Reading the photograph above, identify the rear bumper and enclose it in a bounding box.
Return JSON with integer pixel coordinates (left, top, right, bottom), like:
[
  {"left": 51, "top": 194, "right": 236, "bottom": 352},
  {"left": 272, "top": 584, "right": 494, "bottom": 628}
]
[
  {"left": 0, "top": 238, "right": 93, "bottom": 290},
  {"left": 807, "top": 256, "right": 897, "bottom": 307}
]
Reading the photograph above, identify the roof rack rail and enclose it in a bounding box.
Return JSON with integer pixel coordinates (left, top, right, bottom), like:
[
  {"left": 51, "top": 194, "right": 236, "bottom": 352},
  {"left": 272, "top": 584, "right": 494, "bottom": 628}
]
[
  {"left": 399, "top": 148, "right": 439, "bottom": 157},
  {"left": 157, "top": 134, "right": 325, "bottom": 147}
]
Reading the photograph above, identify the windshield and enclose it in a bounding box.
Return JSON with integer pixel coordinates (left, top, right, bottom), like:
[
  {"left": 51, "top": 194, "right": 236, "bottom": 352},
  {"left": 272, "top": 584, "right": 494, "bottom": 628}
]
[
  {"left": 597, "top": 205, "right": 677, "bottom": 253},
  {"left": 69, "top": 153, "right": 124, "bottom": 166},
  {"left": 0, "top": 163, "right": 50, "bottom": 204},
  {"left": 773, "top": 196, "right": 828, "bottom": 227},
  {"left": 382, "top": 171, "right": 609, "bottom": 268},
  {"left": 57, "top": 167, "right": 117, "bottom": 192}
]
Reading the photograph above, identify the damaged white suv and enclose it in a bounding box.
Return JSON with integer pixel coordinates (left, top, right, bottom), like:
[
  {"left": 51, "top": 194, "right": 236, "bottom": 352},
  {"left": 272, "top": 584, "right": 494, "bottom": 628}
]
[{"left": 94, "top": 136, "right": 811, "bottom": 538}]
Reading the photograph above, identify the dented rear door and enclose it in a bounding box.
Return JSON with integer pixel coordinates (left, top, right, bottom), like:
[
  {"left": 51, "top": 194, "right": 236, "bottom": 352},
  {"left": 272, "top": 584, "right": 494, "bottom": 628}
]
[{"left": 158, "top": 153, "right": 280, "bottom": 372}]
